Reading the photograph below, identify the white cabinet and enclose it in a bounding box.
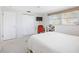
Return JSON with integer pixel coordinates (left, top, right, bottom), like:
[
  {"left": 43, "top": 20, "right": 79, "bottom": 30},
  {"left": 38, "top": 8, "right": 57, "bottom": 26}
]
[{"left": 2, "top": 12, "right": 16, "bottom": 40}]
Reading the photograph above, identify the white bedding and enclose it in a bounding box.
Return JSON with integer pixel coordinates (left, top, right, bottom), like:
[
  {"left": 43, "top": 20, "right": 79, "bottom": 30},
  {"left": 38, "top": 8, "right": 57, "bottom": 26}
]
[{"left": 27, "top": 32, "right": 79, "bottom": 53}]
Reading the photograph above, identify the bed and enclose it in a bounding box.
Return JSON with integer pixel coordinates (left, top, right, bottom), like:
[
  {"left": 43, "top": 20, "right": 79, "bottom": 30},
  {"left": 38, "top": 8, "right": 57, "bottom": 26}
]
[{"left": 27, "top": 32, "right": 79, "bottom": 53}]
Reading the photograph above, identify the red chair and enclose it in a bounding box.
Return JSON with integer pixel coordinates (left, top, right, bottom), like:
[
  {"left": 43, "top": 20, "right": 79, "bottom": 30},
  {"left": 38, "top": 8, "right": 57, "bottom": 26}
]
[{"left": 38, "top": 25, "right": 45, "bottom": 33}]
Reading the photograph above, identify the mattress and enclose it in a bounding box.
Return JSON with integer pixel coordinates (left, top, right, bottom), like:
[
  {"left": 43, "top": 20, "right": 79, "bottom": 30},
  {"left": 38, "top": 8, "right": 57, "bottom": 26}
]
[{"left": 27, "top": 32, "right": 79, "bottom": 53}]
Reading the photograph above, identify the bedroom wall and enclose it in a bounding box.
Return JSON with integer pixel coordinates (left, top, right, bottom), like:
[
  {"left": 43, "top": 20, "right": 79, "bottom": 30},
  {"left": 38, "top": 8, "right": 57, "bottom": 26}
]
[
  {"left": 42, "top": 14, "right": 49, "bottom": 32},
  {"left": 55, "top": 25, "right": 79, "bottom": 36}
]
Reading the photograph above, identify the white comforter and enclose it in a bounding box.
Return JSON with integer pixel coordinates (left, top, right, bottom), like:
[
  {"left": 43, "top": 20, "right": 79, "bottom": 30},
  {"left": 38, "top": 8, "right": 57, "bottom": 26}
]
[{"left": 28, "top": 32, "right": 79, "bottom": 53}]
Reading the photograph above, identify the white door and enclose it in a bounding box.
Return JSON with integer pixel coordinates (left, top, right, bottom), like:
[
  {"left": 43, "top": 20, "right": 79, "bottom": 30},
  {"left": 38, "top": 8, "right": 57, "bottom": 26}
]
[
  {"left": 0, "top": 11, "right": 2, "bottom": 40},
  {"left": 22, "top": 15, "right": 35, "bottom": 35},
  {"left": 16, "top": 14, "right": 35, "bottom": 38},
  {"left": 3, "top": 12, "right": 16, "bottom": 40}
]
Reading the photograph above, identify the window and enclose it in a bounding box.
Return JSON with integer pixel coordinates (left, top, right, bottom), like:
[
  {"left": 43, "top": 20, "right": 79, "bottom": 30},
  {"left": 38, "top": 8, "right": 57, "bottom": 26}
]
[
  {"left": 48, "top": 14, "right": 61, "bottom": 25},
  {"left": 48, "top": 10, "right": 79, "bottom": 25},
  {"left": 62, "top": 11, "right": 79, "bottom": 25}
]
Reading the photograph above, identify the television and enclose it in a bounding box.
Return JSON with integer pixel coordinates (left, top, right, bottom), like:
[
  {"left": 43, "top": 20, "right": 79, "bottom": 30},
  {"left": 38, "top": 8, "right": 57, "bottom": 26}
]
[{"left": 36, "top": 17, "right": 42, "bottom": 21}]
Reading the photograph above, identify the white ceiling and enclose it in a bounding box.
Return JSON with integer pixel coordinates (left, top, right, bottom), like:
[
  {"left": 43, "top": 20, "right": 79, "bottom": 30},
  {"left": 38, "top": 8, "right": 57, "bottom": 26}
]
[{"left": 2, "top": 6, "right": 76, "bottom": 14}]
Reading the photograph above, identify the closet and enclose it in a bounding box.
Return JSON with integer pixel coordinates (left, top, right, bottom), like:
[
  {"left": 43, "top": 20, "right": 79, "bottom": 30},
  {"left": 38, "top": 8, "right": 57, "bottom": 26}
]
[
  {"left": 16, "top": 14, "right": 36, "bottom": 38},
  {"left": 0, "top": 8, "right": 2, "bottom": 40},
  {"left": 2, "top": 12, "right": 17, "bottom": 40},
  {"left": 0, "top": 7, "right": 36, "bottom": 40}
]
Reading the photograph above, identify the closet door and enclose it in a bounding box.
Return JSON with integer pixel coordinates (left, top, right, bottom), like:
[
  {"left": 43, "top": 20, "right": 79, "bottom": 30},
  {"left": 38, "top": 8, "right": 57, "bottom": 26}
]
[
  {"left": 17, "top": 14, "right": 35, "bottom": 38},
  {"left": 3, "top": 12, "right": 16, "bottom": 40},
  {"left": 22, "top": 15, "right": 35, "bottom": 35},
  {"left": 0, "top": 9, "right": 2, "bottom": 40}
]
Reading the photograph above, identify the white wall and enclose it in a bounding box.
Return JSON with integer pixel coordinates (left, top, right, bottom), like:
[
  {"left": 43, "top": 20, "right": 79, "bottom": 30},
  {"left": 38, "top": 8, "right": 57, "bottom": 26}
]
[
  {"left": 42, "top": 14, "right": 49, "bottom": 31},
  {"left": 55, "top": 25, "right": 79, "bottom": 36}
]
